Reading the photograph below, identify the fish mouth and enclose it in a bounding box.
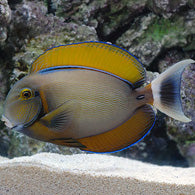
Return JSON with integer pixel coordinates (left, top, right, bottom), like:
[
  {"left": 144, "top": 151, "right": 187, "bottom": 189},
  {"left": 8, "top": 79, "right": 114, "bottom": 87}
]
[
  {"left": 1, "top": 115, "right": 14, "bottom": 128},
  {"left": 1, "top": 115, "right": 24, "bottom": 131},
  {"left": 11, "top": 124, "right": 24, "bottom": 131}
]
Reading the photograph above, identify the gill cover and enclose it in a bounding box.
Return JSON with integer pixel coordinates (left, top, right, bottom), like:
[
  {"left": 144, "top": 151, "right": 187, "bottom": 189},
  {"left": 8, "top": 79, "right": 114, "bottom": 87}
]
[{"left": 3, "top": 79, "right": 42, "bottom": 129}]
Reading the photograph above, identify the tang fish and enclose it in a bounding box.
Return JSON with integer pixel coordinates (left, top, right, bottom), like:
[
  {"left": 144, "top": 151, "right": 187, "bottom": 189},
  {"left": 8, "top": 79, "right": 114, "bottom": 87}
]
[{"left": 1, "top": 42, "right": 194, "bottom": 153}]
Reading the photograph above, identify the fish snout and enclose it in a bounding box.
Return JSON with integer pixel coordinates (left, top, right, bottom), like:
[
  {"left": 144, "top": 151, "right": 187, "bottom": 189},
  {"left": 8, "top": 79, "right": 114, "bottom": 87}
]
[
  {"left": 1, "top": 115, "right": 24, "bottom": 131},
  {"left": 1, "top": 115, "right": 14, "bottom": 128}
]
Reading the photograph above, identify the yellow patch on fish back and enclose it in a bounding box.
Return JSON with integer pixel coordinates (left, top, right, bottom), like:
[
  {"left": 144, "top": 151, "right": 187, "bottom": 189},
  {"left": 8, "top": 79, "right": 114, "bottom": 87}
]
[{"left": 31, "top": 42, "right": 145, "bottom": 86}]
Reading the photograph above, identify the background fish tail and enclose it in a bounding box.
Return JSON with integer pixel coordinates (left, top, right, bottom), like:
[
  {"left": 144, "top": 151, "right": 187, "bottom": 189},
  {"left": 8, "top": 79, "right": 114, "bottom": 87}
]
[{"left": 151, "top": 59, "right": 194, "bottom": 122}]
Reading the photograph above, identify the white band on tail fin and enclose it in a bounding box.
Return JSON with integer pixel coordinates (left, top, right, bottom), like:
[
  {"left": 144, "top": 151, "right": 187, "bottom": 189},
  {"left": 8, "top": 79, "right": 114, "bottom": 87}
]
[{"left": 151, "top": 59, "right": 194, "bottom": 122}]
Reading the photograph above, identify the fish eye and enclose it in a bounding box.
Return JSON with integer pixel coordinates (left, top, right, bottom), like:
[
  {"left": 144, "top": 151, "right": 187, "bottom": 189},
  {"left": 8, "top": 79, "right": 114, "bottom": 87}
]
[{"left": 20, "top": 88, "right": 34, "bottom": 100}]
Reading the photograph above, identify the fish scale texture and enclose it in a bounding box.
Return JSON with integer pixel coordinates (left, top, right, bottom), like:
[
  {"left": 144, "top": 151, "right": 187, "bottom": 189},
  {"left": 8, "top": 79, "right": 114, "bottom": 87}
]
[{"left": 0, "top": 153, "right": 195, "bottom": 195}]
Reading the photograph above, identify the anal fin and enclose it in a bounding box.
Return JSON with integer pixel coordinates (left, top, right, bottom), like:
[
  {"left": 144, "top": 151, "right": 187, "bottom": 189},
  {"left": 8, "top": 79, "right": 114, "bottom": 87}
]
[
  {"left": 78, "top": 105, "right": 155, "bottom": 153},
  {"left": 50, "top": 137, "right": 86, "bottom": 148}
]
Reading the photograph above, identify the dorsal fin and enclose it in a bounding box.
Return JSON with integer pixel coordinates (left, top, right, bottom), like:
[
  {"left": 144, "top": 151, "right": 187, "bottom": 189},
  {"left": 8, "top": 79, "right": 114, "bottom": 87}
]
[{"left": 30, "top": 42, "right": 145, "bottom": 87}]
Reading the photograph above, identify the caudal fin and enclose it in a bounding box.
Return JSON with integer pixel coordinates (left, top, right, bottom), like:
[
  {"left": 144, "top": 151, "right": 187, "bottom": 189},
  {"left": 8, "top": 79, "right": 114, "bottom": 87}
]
[{"left": 151, "top": 59, "right": 194, "bottom": 122}]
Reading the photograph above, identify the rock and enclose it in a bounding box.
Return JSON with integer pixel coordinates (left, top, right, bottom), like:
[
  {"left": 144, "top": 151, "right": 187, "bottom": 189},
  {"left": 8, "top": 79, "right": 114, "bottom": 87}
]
[
  {"left": 0, "top": 153, "right": 195, "bottom": 194},
  {"left": 8, "top": 0, "right": 62, "bottom": 50},
  {"left": 0, "top": 72, "right": 6, "bottom": 116},
  {"left": 116, "top": 10, "right": 195, "bottom": 66},
  {"left": 55, "top": 0, "right": 148, "bottom": 39},
  {"left": 0, "top": 0, "right": 11, "bottom": 26},
  {"left": 0, "top": 1, "right": 12, "bottom": 156},
  {"left": 0, "top": 0, "right": 11, "bottom": 43},
  {"left": 147, "top": 0, "right": 194, "bottom": 17},
  {"left": 8, "top": 0, "right": 23, "bottom": 5}
]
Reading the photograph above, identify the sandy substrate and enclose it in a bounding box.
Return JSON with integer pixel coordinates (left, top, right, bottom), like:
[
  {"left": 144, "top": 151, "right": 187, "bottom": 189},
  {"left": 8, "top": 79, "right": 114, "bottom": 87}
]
[
  {"left": 0, "top": 156, "right": 8, "bottom": 162},
  {"left": 0, "top": 153, "right": 194, "bottom": 195}
]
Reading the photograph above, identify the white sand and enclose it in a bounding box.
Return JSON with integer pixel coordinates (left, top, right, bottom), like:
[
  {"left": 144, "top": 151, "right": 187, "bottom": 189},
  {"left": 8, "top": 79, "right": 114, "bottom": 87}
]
[
  {"left": 0, "top": 156, "right": 8, "bottom": 162},
  {"left": 0, "top": 153, "right": 194, "bottom": 195}
]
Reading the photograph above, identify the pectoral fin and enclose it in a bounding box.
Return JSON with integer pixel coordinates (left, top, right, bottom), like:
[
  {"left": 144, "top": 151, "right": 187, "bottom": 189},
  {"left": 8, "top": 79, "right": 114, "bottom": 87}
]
[{"left": 40, "top": 100, "right": 77, "bottom": 132}]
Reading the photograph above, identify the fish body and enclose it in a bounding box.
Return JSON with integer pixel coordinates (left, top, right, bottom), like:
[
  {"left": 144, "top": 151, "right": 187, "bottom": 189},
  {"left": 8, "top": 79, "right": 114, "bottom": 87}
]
[{"left": 2, "top": 42, "right": 194, "bottom": 153}]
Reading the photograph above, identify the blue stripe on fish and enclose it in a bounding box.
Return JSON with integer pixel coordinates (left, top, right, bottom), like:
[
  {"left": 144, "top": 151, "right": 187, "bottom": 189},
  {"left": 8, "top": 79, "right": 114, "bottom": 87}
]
[{"left": 38, "top": 65, "right": 135, "bottom": 88}]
